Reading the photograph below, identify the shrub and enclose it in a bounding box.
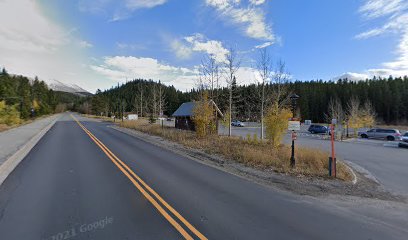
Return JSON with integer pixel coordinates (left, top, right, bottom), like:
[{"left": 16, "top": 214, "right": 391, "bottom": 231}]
[
  {"left": 264, "top": 104, "right": 292, "bottom": 148},
  {"left": 192, "top": 92, "right": 216, "bottom": 137},
  {"left": 0, "top": 101, "right": 21, "bottom": 126}
]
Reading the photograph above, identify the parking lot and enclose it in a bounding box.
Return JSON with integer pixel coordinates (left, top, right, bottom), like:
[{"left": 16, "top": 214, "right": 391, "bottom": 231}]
[{"left": 217, "top": 122, "right": 408, "bottom": 196}]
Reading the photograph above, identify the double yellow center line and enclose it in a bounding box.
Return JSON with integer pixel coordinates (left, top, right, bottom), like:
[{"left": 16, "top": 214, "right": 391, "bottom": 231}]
[{"left": 71, "top": 114, "right": 207, "bottom": 240}]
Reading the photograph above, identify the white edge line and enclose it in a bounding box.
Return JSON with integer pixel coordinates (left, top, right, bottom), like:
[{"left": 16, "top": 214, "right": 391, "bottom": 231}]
[{"left": 0, "top": 115, "right": 59, "bottom": 186}]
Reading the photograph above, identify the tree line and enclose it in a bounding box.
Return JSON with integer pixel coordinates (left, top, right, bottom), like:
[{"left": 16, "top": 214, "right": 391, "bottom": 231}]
[
  {"left": 85, "top": 47, "right": 408, "bottom": 126},
  {"left": 88, "top": 74, "right": 408, "bottom": 126},
  {"left": 0, "top": 68, "right": 81, "bottom": 125}
]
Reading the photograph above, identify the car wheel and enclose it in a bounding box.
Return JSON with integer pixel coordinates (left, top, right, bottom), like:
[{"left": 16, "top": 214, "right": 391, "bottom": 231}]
[
  {"left": 387, "top": 136, "right": 395, "bottom": 141},
  {"left": 361, "top": 134, "right": 368, "bottom": 138},
  {"left": 310, "top": 131, "right": 315, "bottom": 134}
]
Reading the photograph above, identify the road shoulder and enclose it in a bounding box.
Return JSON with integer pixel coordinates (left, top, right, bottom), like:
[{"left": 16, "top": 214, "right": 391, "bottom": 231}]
[{"left": 0, "top": 114, "right": 60, "bottom": 186}]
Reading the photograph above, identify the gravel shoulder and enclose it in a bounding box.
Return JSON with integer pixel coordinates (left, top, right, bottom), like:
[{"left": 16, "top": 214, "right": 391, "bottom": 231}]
[
  {"left": 0, "top": 114, "right": 60, "bottom": 165},
  {"left": 110, "top": 125, "right": 406, "bottom": 202}
]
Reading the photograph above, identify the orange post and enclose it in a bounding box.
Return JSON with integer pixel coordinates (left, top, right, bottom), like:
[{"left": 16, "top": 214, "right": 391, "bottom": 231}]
[{"left": 330, "top": 124, "right": 336, "bottom": 177}]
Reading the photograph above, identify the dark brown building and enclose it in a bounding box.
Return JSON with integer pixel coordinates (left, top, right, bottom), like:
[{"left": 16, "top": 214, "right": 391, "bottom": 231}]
[{"left": 172, "top": 101, "right": 223, "bottom": 131}]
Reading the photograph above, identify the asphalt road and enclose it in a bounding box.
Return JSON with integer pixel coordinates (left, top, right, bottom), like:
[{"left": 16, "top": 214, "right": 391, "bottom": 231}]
[
  {"left": 0, "top": 113, "right": 406, "bottom": 239},
  {"left": 284, "top": 136, "right": 408, "bottom": 196}
]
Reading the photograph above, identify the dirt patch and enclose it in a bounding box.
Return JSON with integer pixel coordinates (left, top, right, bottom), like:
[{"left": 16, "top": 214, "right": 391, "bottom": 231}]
[
  {"left": 0, "top": 124, "right": 10, "bottom": 132},
  {"left": 111, "top": 125, "right": 405, "bottom": 202}
]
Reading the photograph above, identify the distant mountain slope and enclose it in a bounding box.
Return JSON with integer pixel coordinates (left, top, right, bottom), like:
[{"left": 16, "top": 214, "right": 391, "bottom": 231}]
[{"left": 46, "top": 79, "right": 92, "bottom": 96}]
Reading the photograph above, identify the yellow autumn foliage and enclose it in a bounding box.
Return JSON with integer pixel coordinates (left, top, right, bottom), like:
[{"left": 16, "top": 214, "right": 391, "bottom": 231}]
[
  {"left": 264, "top": 104, "right": 292, "bottom": 148},
  {"left": 0, "top": 100, "right": 21, "bottom": 125},
  {"left": 192, "top": 92, "right": 216, "bottom": 137}
]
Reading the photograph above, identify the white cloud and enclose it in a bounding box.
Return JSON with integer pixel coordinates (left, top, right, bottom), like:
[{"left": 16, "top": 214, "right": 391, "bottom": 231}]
[
  {"left": 331, "top": 72, "right": 369, "bottom": 81},
  {"left": 171, "top": 34, "right": 230, "bottom": 63},
  {"left": 206, "top": 0, "right": 240, "bottom": 10},
  {"left": 116, "top": 42, "right": 146, "bottom": 51},
  {"left": 0, "top": 0, "right": 67, "bottom": 53},
  {"left": 332, "top": 68, "right": 408, "bottom": 82},
  {"left": 79, "top": 0, "right": 167, "bottom": 21},
  {"left": 383, "top": 30, "right": 408, "bottom": 70},
  {"left": 78, "top": 40, "right": 93, "bottom": 48},
  {"left": 171, "top": 40, "right": 193, "bottom": 59},
  {"left": 255, "top": 41, "right": 273, "bottom": 49},
  {"left": 91, "top": 55, "right": 267, "bottom": 90},
  {"left": 125, "top": 0, "right": 167, "bottom": 10},
  {"left": 0, "top": 0, "right": 102, "bottom": 92},
  {"left": 249, "top": 0, "right": 265, "bottom": 5},
  {"left": 359, "top": 0, "right": 406, "bottom": 19},
  {"left": 355, "top": 0, "right": 408, "bottom": 78},
  {"left": 355, "top": 28, "right": 385, "bottom": 39},
  {"left": 91, "top": 56, "right": 200, "bottom": 90},
  {"left": 205, "top": 0, "right": 275, "bottom": 41}
]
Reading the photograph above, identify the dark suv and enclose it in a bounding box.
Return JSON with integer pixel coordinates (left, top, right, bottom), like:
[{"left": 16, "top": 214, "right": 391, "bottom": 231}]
[{"left": 308, "top": 125, "right": 328, "bottom": 134}]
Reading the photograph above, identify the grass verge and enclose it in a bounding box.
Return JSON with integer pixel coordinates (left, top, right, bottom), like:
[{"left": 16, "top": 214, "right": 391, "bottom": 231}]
[
  {"left": 120, "top": 119, "right": 353, "bottom": 181},
  {"left": 0, "top": 114, "right": 54, "bottom": 133},
  {"left": 81, "top": 114, "right": 116, "bottom": 122}
]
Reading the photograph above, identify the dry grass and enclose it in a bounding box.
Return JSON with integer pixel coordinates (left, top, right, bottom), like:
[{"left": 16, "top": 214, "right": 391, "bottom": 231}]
[
  {"left": 120, "top": 120, "right": 353, "bottom": 181},
  {"left": 0, "top": 114, "right": 53, "bottom": 132},
  {"left": 0, "top": 124, "right": 10, "bottom": 132},
  {"left": 82, "top": 114, "right": 116, "bottom": 122}
]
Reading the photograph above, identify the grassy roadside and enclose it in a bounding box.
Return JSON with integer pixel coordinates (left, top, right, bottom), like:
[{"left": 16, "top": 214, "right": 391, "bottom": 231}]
[
  {"left": 81, "top": 114, "right": 116, "bottom": 122},
  {"left": 120, "top": 119, "right": 353, "bottom": 181},
  {"left": 0, "top": 114, "right": 54, "bottom": 133}
]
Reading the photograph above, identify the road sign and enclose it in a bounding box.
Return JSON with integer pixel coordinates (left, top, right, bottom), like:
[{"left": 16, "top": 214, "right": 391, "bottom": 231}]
[
  {"left": 331, "top": 118, "right": 337, "bottom": 125},
  {"left": 288, "top": 121, "right": 301, "bottom": 131}
]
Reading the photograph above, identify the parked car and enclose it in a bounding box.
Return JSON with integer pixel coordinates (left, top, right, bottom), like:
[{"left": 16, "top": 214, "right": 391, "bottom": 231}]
[
  {"left": 399, "top": 132, "right": 408, "bottom": 148},
  {"left": 308, "top": 125, "right": 329, "bottom": 134},
  {"left": 402, "top": 132, "right": 408, "bottom": 143},
  {"left": 231, "top": 120, "right": 245, "bottom": 127},
  {"left": 359, "top": 128, "right": 402, "bottom": 141}
]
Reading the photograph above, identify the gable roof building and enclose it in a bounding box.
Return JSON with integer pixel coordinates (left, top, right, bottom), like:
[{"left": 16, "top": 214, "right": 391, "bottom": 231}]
[
  {"left": 172, "top": 102, "right": 195, "bottom": 117},
  {"left": 172, "top": 100, "right": 223, "bottom": 118},
  {"left": 172, "top": 100, "right": 224, "bottom": 131}
]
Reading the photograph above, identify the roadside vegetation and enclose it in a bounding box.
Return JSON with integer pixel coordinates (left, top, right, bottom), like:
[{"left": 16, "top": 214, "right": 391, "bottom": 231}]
[
  {"left": 111, "top": 48, "right": 356, "bottom": 181},
  {"left": 0, "top": 68, "right": 85, "bottom": 132},
  {"left": 81, "top": 114, "right": 115, "bottom": 122},
  {"left": 120, "top": 119, "right": 352, "bottom": 181},
  {"left": 83, "top": 71, "right": 408, "bottom": 127}
]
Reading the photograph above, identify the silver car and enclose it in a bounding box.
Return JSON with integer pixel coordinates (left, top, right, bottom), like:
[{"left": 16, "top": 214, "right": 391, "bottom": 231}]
[
  {"left": 360, "top": 128, "right": 402, "bottom": 141},
  {"left": 402, "top": 132, "right": 408, "bottom": 143},
  {"left": 231, "top": 120, "right": 245, "bottom": 127}
]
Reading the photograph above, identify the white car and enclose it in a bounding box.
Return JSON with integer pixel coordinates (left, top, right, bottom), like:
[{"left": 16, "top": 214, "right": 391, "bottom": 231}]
[
  {"left": 399, "top": 132, "right": 408, "bottom": 148},
  {"left": 231, "top": 120, "right": 245, "bottom": 127},
  {"left": 401, "top": 132, "right": 408, "bottom": 143}
]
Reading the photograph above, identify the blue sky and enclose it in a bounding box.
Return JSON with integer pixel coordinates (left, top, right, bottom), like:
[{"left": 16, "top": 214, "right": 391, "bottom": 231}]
[{"left": 1, "top": 0, "right": 407, "bottom": 92}]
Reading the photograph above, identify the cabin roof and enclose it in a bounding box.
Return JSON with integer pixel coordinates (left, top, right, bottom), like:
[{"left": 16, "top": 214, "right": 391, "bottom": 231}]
[{"left": 172, "top": 100, "right": 223, "bottom": 118}]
